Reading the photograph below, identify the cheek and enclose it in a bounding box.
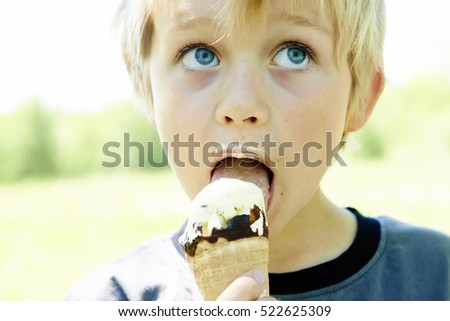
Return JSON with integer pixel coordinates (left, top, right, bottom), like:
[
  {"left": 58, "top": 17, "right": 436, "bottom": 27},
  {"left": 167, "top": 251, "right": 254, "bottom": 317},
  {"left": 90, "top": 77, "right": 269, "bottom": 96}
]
[
  {"left": 150, "top": 68, "right": 216, "bottom": 199},
  {"left": 293, "top": 73, "right": 350, "bottom": 137},
  {"left": 275, "top": 77, "right": 348, "bottom": 145},
  {"left": 152, "top": 80, "right": 192, "bottom": 138},
  {"left": 152, "top": 71, "right": 217, "bottom": 136},
  {"left": 268, "top": 71, "right": 351, "bottom": 222}
]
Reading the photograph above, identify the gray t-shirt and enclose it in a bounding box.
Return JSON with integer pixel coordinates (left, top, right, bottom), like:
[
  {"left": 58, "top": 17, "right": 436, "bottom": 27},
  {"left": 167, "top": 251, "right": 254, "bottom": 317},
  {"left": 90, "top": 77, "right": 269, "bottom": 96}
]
[{"left": 66, "top": 214, "right": 450, "bottom": 300}]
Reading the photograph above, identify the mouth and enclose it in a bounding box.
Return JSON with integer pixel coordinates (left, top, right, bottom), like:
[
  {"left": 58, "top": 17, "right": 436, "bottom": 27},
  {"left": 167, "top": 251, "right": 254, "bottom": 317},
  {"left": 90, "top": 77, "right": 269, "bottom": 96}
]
[{"left": 210, "top": 156, "right": 274, "bottom": 210}]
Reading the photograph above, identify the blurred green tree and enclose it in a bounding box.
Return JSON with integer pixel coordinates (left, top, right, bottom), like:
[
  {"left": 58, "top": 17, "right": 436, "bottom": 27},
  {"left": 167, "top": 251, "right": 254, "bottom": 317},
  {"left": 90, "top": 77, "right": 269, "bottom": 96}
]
[
  {"left": 21, "top": 101, "right": 56, "bottom": 176},
  {"left": 0, "top": 100, "right": 56, "bottom": 180}
]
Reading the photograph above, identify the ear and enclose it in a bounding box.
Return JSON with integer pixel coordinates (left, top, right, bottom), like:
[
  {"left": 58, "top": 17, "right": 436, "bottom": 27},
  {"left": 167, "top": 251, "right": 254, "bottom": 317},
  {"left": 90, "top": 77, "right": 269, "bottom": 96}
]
[
  {"left": 346, "top": 68, "right": 385, "bottom": 132},
  {"left": 143, "top": 89, "right": 156, "bottom": 127},
  {"left": 147, "top": 107, "right": 156, "bottom": 127}
]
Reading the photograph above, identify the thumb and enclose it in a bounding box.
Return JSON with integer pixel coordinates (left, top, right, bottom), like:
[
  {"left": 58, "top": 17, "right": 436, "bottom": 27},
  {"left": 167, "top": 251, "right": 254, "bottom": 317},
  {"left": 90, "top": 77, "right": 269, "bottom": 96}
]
[{"left": 216, "top": 269, "right": 268, "bottom": 301}]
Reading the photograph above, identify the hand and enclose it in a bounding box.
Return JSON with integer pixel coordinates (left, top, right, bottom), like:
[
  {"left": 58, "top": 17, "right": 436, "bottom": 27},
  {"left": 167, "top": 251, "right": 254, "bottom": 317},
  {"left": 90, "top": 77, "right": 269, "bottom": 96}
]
[{"left": 216, "top": 269, "right": 277, "bottom": 301}]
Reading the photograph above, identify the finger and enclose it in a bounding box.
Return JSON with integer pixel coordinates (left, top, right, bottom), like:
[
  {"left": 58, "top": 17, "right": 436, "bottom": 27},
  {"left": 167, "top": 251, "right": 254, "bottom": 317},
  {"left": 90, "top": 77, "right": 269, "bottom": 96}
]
[
  {"left": 258, "top": 295, "right": 277, "bottom": 301},
  {"left": 217, "top": 269, "right": 267, "bottom": 301}
]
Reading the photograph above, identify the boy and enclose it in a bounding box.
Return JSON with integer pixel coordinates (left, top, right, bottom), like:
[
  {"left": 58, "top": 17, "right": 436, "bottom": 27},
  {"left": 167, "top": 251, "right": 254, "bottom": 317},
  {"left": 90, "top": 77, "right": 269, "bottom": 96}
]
[{"left": 67, "top": 0, "right": 450, "bottom": 300}]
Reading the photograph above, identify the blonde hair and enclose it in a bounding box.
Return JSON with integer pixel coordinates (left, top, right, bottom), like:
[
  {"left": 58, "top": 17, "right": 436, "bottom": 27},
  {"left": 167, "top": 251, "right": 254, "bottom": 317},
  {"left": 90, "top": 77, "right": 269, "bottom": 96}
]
[{"left": 115, "top": 0, "right": 385, "bottom": 128}]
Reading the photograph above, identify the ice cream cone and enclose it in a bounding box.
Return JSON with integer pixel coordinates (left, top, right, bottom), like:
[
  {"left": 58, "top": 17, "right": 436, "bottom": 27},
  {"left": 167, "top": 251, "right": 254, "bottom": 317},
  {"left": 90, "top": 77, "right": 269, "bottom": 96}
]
[
  {"left": 187, "top": 236, "right": 269, "bottom": 301},
  {"left": 179, "top": 176, "right": 271, "bottom": 300}
]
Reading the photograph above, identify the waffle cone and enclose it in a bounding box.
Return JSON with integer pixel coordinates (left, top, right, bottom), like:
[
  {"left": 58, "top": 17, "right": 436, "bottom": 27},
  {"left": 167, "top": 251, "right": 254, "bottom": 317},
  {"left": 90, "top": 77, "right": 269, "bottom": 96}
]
[{"left": 187, "top": 236, "right": 269, "bottom": 301}]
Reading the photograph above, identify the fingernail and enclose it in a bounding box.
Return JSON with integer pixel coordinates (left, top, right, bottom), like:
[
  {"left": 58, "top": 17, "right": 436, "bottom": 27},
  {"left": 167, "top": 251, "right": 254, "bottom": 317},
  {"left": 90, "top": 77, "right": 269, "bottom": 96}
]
[{"left": 252, "top": 269, "right": 267, "bottom": 284}]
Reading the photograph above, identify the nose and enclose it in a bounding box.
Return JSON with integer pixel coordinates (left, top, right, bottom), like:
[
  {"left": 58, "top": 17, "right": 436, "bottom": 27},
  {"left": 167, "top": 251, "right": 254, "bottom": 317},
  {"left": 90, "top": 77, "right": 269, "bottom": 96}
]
[{"left": 215, "top": 61, "right": 270, "bottom": 126}]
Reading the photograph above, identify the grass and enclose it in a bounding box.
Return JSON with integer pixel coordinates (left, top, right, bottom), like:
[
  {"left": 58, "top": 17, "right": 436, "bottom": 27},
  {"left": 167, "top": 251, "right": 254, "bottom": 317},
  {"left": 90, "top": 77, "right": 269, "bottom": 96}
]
[
  {"left": 1, "top": 159, "right": 449, "bottom": 300},
  {"left": 0, "top": 169, "right": 189, "bottom": 300}
]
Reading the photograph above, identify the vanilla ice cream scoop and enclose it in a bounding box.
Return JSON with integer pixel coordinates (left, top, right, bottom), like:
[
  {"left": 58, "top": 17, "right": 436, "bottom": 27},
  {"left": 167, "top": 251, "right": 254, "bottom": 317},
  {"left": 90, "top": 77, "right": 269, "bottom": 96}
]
[{"left": 179, "top": 177, "right": 268, "bottom": 256}]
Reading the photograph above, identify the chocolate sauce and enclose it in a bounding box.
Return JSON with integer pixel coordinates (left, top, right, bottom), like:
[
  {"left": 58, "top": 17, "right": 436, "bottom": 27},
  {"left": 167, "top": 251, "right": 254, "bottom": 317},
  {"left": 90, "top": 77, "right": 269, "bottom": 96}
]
[{"left": 182, "top": 205, "right": 269, "bottom": 257}]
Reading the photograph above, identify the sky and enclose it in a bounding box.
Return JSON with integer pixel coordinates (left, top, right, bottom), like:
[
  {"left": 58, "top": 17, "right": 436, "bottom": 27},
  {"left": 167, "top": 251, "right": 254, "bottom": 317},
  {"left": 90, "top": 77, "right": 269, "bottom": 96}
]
[{"left": 0, "top": 0, "right": 449, "bottom": 113}]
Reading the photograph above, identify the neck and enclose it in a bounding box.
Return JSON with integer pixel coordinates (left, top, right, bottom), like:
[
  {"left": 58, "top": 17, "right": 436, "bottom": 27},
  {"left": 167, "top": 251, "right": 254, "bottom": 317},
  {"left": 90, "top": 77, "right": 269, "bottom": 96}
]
[{"left": 268, "top": 188, "right": 357, "bottom": 273}]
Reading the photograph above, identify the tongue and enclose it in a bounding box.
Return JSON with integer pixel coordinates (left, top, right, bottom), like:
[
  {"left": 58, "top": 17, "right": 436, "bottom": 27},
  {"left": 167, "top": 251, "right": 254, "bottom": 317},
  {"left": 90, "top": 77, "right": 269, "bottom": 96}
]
[{"left": 211, "top": 158, "right": 270, "bottom": 207}]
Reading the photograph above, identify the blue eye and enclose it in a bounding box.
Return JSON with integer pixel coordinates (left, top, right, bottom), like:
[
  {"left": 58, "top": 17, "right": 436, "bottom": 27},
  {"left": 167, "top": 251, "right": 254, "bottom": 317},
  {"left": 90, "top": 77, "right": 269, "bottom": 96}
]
[
  {"left": 287, "top": 48, "right": 306, "bottom": 64},
  {"left": 195, "top": 48, "right": 216, "bottom": 65},
  {"left": 273, "top": 45, "right": 310, "bottom": 69},
  {"left": 181, "top": 46, "right": 219, "bottom": 69}
]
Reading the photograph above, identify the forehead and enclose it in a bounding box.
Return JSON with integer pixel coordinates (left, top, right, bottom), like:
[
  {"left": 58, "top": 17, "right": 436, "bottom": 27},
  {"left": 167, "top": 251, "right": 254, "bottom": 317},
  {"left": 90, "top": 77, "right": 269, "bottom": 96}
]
[{"left": 153, "top": 0, "right": 332, "bottom": 36}]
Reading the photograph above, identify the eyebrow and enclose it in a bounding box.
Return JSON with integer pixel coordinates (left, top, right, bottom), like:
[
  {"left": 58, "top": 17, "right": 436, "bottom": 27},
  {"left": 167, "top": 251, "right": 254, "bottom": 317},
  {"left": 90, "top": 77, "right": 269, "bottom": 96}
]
[
  {"left": 272, "top": 12, "right": 330, "bottom": 33},
  {"left": 167, "top": 16, "right": 216, "bottom": 32},
  {"left": 166, "top": 11, "right": 329, "bottom": 34}
]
